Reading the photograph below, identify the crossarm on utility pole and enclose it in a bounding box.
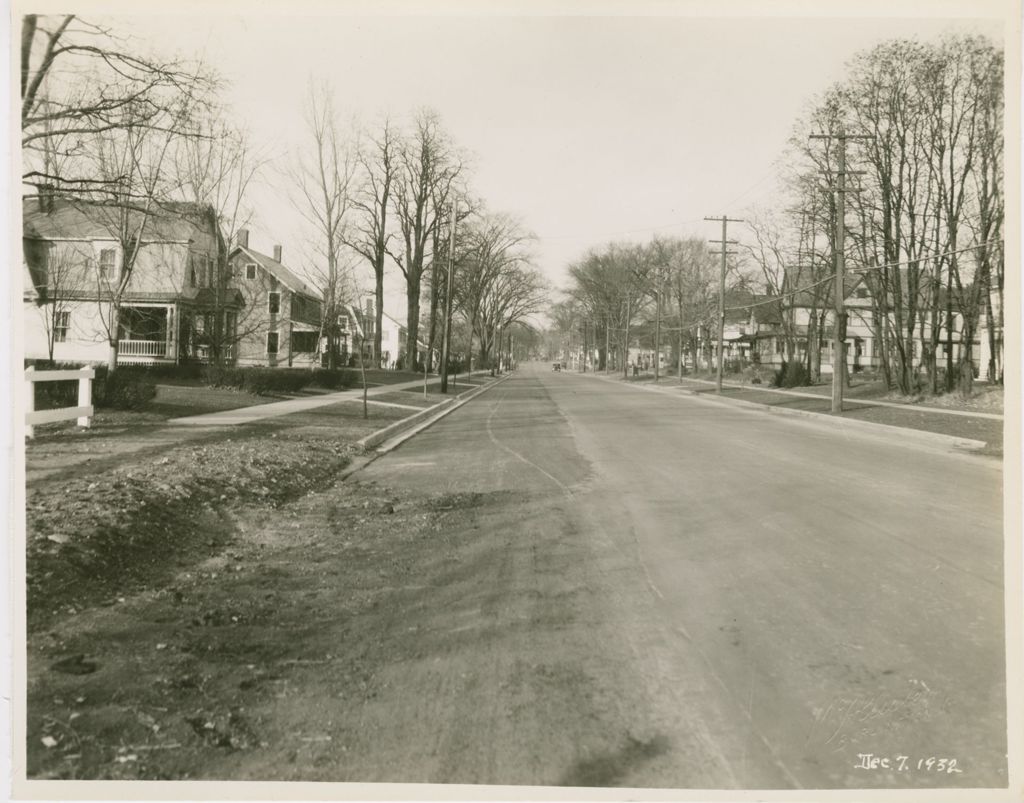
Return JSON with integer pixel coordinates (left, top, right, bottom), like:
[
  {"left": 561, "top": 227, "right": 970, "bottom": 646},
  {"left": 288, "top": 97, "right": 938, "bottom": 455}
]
[{"left": 705, "top": 216, "right": 744, "bottom": 393}]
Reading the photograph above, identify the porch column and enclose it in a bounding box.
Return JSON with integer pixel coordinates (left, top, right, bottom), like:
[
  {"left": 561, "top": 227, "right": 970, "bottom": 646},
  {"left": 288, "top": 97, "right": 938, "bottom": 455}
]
[{"left": 167, "top": 305, "right": 177, "bottom": 364}]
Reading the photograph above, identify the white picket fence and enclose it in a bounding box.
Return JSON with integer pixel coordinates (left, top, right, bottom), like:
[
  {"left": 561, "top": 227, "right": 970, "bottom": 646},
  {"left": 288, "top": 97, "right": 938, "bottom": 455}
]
[{"left": 25, "top": 366, "right": 94, "bottom": 438}]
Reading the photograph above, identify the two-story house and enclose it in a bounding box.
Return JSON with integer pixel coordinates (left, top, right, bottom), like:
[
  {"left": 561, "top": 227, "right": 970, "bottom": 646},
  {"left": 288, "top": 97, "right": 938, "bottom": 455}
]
[
  {"left": 22, "top": 196, "right": 243, "bottom": 366},
  {"left": 782, "top": 274, "right": 995, "bottom": 377},
  {"left": 227, "top": 231, "right": 323, "bottom": 368},
  {"left": 340, "top": 298, "right": 432, "bottom": 369}
]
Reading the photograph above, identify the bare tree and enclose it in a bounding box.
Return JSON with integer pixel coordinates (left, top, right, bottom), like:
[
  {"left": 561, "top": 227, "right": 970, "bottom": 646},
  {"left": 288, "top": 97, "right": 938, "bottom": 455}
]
[
  {"left": 175, "top": 110, "right": 267, "bottom": 364},
  {"left": 478, "top": 265, "right": 548, "bottom": 370},
  {"left": 664, "top": 237, "right": 718, "bottom": 375},
  {"left": 345, "top": 118, "right": 397, "bottom": 368},
  {"left": 454, "top": 212, "right": 534, "bottom": 374},
  {"left": 288, "top": 83, "right": 356, "bottom": 369},
  {"left": 69, "top": 69, "right": 211, "bottom": 370},
  {"left": 389, "top": 109, "right": 465, "bottom": 370},
  {"left": 22, "top": 14, "right": 211, "bottom": 194},
  {"left": 928, "top": 36, "right": 1001, "bottom": 394}
]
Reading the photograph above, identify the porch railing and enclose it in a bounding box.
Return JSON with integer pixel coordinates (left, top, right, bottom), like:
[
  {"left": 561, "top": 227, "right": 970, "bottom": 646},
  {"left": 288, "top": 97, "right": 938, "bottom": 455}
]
[{"left": 119, "top": 339, "right": 168, "bottom": 357}]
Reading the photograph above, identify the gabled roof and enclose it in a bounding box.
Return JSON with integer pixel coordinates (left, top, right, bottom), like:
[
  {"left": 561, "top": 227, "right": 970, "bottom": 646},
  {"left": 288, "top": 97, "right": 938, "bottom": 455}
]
[
  {"left": 723, "top": 289, "right": 783, "bottom": 325},
  {"left": 230, "top": 245, "right": 321, "bottom": 300},
  {"left": 23, "top": 197, "right": 213, "bottom": 243}
]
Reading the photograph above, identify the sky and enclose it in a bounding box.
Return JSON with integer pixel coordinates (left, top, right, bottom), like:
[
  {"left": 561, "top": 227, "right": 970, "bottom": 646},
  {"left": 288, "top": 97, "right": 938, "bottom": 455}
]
[{"left": 104, "top": 6, "right": 1007, "bottom": 320}]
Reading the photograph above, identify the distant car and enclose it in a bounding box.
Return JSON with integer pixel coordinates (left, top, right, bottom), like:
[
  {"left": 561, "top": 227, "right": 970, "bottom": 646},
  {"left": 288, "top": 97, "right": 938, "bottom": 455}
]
[{"left": 552, "top": 362, "right": 561, "bottom": 371}]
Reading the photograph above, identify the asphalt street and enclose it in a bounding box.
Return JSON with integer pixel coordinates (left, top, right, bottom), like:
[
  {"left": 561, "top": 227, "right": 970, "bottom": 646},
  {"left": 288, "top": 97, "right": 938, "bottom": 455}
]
[{"left": 362, "top": 363, "right": 1006, "bottom": 789}]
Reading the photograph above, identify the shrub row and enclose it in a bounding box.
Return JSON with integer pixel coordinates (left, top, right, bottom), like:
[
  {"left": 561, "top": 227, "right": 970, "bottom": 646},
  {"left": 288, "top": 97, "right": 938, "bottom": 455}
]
[
  {"left": 25, "top": 361, "right": 157, "bottom": 411},
  {"left": 25, "top": 360, "right": 359, "bottom": 412},
  {"left": 201, "top": 365, "right": 356, "bottom": 395}
]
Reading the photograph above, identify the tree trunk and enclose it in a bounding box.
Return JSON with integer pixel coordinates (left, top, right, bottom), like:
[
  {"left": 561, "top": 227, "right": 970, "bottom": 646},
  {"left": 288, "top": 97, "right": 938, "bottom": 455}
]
[
  {"left": 107, "top": 302, "right": 121, "bottom": 372},
  {"left": 985, "top": 283, "right": 998, "bottom": 383},
  {"left": 677, "top": 327, "right": 684, "bottom": 381},
  {"left": 807, "top": 311, "right": 820, "bottom": 383},
  {"left": 958, "top": 324, "right": 975, "bottom": 396},
  {"left": 405, "top": 283, "right": 421, "bottom": 371},
  {"left": 622, "top": 298, "right": 631, "bottom": 379},
  {"left": 653, "top": 291, "right": 660, "bottom": 382},
  {"left": 375, "top": 281, "right": 385, "bottom": 369},
  {"left": 358, "top": 338, "right": 368, "bottom": 418},
  {"left": 944, "top": 265, "right": 954, "bottom": 393}
]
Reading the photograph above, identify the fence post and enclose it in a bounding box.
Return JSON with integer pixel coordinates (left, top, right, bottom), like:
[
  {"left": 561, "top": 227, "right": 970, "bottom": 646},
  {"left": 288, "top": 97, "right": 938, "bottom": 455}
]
[
  {"left": 78, "top": 367, "right": 92, "bottom": 428},
  {"left": 25, "top": 366, "right": 35, "bottom": 439}
]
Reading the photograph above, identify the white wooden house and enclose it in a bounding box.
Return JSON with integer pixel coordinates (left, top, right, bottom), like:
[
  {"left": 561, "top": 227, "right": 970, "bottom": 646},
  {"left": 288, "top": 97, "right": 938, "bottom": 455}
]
[{"left": 22, "top": 196, "right": 243, "bottom": 366}]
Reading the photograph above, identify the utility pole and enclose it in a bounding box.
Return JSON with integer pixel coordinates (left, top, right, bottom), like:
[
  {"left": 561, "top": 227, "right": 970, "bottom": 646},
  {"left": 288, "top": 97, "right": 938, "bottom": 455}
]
[
  {"left": 598, "top": 313, "right": 606, "bottom": 376},
  {"left": 705, "top": 215, "right": 743, "bottom": 393},
  {"left": 654, "top": 273, "right": 661, "bottom": 382},
  {"left": 810, "top": 127, "right": 869, "bottom": 412},
  {"left": 439, "top": 201, "right": 457, "bottom": 394}
]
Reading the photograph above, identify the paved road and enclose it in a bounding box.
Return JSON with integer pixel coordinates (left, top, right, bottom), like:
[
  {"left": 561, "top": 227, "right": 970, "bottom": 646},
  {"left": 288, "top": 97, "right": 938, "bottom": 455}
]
[{"left": 361, "top": 363, "right": 1006, "bottom": 789}]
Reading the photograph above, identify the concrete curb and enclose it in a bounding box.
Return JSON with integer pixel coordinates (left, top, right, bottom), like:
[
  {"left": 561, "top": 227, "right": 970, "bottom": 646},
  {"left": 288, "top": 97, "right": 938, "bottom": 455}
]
[
  {"left": 339, "top": 374, "right": 512, "bottom": 479},
  {"left": 585, "top": 372, "right": 989, "bottom": 453}
]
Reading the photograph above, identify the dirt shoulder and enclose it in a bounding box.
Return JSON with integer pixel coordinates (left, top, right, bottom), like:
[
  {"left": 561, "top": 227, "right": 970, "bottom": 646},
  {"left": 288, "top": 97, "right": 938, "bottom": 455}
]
[{"left": 25, "top": 474, "right": 685, "bottom": 784}]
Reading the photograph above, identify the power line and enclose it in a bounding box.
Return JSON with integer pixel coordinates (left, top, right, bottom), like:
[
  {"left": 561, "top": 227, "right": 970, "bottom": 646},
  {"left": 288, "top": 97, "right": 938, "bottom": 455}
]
[{"left": 591, "top": 239, "right": 996, "bottom": 337}]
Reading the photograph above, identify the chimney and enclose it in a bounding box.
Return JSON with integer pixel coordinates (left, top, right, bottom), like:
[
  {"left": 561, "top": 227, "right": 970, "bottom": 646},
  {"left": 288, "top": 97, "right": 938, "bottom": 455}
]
[
  {"left": 273, "top": 244, "right": 282, "bottom": 263},
  {"left": 236, "top": 229, "right": 249, "bottom": 249}
]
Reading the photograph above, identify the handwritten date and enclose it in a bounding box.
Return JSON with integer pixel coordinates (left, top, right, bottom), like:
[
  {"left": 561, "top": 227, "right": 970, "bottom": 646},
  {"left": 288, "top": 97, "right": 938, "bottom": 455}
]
[{"left": 854, "top": 753, "right": 962, "bottom": 773}]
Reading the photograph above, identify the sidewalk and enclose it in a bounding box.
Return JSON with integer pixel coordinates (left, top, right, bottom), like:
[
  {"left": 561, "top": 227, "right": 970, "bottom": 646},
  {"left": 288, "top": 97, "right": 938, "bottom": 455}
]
[
  {"left": 596, "top": 372, "right": 1003, "bottom": 452},
  {"left": 674, "top": 377, "right": 1003, "bottom": 420},
  {"left": 170, "top": 372, "right": 490, "bottom": 426}
]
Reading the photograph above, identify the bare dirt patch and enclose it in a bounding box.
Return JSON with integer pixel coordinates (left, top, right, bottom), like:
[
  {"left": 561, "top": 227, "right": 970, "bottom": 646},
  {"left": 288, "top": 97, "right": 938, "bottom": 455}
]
[{"left": 26, "top": 470, "right": 678, "bottom": 785}]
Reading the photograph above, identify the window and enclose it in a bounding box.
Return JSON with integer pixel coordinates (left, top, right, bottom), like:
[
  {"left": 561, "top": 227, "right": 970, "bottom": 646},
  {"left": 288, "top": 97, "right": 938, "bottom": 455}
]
[
  {"left": 338, "top": 314, "right": 349, "bottom": 331},
  {"left": 292, "top": 331, "right": 318, "bottom": 353},
  {"left": 246, "top": 263, "right": 257, "bottom": 280},
  {"left": 98, "top": 249, "right": 116, "bottom": 278},
  {"left": 54, "top": 311, "right": 70, "bottom": 342},
  {"left": 381, "top": 329, "right": 390, "bottom": 342},
  {"left": 267, "top": 332, "right": 279, "bottom": 354},
  {"left": 268, "top": 292, "right": 281, "bottom": 314}
]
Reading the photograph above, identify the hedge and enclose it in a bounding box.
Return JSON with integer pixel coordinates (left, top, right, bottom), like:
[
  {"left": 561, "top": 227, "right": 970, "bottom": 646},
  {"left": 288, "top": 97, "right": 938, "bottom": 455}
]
[
  {"left": 24, "top": 361, "right": 157, "bottom": 411},
  {"left": 201, "top": 365, "right": 355, "bottom": 395}
]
